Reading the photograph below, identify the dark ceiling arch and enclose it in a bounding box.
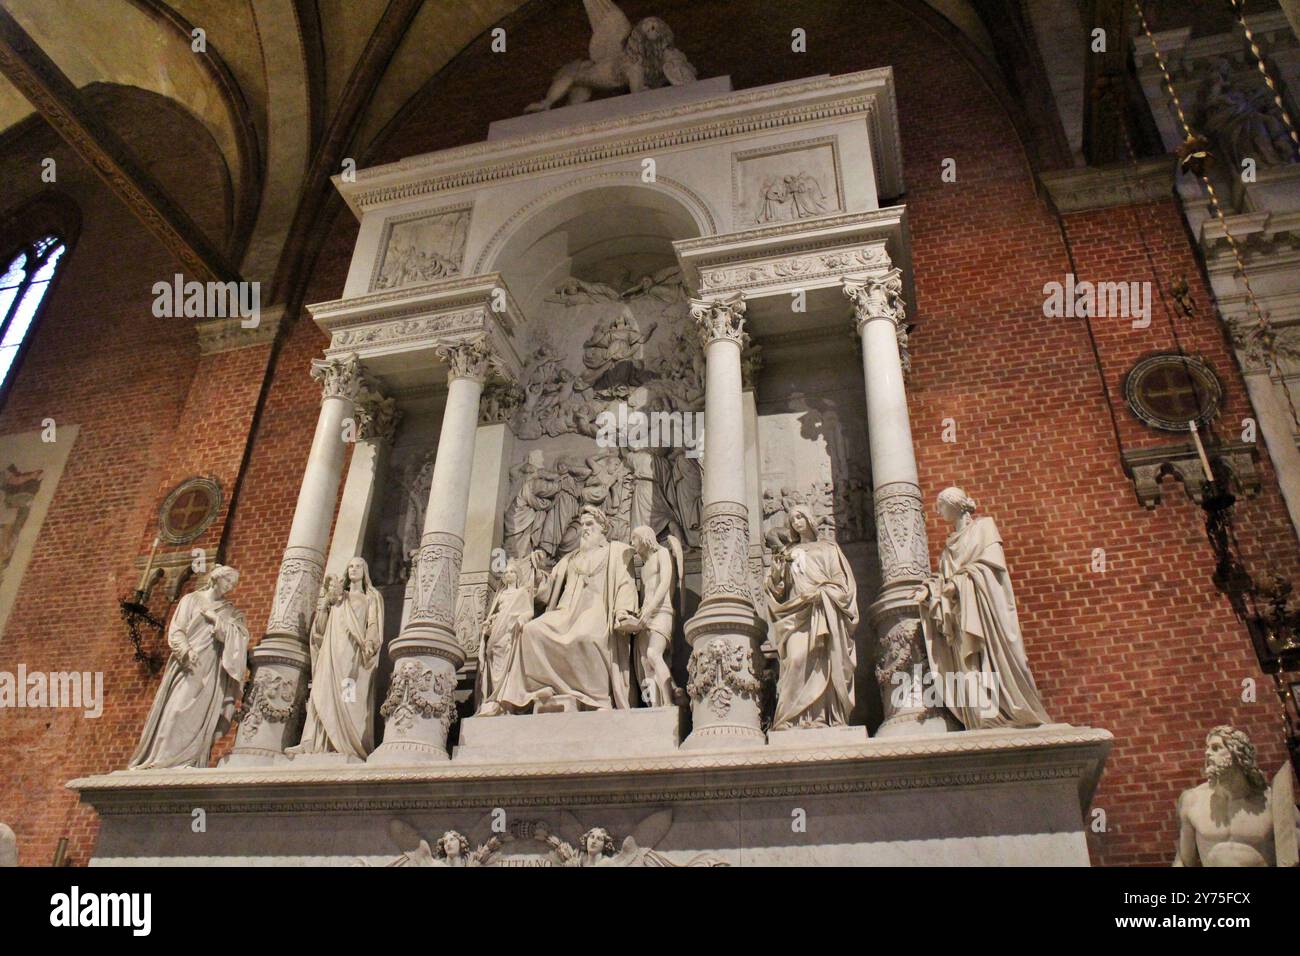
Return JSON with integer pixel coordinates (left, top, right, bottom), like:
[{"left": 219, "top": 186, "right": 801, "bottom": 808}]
[{"left": 130, "top": 0, "right": 263, "bottom": 265}]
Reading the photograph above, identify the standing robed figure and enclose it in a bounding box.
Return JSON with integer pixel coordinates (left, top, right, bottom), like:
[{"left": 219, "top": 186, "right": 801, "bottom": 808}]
[
  {"left": 916, "top": 487, "right": 1049, "bottom": 729},
  {"left": 129, "top": 564, "right": 249, "bottom": 770},
  {"left": 766, "top": 505, "right": 859, "bottom": 730},
  {"left": 289, "top": 556, "right": 383, "bottom": 758}
]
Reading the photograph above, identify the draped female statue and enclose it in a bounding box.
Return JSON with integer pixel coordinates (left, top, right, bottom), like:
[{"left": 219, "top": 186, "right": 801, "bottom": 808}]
[
  {"left": 765, "top": 505, "right": 859, "bottom": 730},
  {"left": 476, "top": 558, "right": 535, "bottom": 714},
  {"left": 915, "top": 487, "right": 1049, "bottom": 729},
  {"left": 289, "top": 556, "right": 383, "bottom": 759},
  {"left": 129, "top": 564, "right": 249, "bottom": 769}
]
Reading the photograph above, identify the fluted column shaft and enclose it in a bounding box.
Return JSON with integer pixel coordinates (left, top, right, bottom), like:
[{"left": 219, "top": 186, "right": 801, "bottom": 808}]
[
  {"left": 370, "top": 336, "right": 495, "bottom": 765},
  {"left": 843, "top": 272, "right": 949, "bottom": 737},
  {"left": 682, "top": 293, "right": 765, "bottom": 750},
  {"left": 225, "top": 353, "right": 366, "bottom": 765}
]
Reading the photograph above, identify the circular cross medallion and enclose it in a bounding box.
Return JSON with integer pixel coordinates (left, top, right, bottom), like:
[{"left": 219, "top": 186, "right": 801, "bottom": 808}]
[
  {"left": 1124, "top": 354, "right": 1222, "bottom": 432},
  {"left": 158, "top": 476, "right": 223, "bottom": 545}
]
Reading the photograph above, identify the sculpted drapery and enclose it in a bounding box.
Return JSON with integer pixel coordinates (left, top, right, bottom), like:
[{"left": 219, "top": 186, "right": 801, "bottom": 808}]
[
  {"left": 766, "top": 506, "right": 859, "bottom": 730},
  {"left": 477, "top": 559, "right": 535, "bottom": 710},
  {"left": 503, "top": 450, "right": 560, "bottom": 558},
  {"left": 493, "top": 508, "right": 639, "bottom": 712},
  {"left": 918, "top": 488, "right": 1049, "bottom": 730},
  {"left": 129, "top": 566, "right": 249, "bottom": 770},
  {"left": 291, "top": 557, "right": 384, "bottom": 758}
]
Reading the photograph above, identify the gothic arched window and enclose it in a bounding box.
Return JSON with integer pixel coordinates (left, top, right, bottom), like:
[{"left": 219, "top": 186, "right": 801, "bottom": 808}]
[{"left": 0, "top": 234, "right": 66, "bottom": 390}]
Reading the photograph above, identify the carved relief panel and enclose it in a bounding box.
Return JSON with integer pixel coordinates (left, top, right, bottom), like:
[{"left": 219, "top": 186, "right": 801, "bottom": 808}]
[
  {"left": 732, "top": 137, "right": 844, "bottom": 226},
  {"left": 498, "top": 257, "right": 707, "bottom": 564},
  {"left": 370, "top": 205, "right": 472, "bottom": 292}
]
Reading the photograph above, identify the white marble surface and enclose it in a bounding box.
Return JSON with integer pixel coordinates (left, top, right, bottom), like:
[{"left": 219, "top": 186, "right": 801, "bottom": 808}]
[
  {"left": 455, "top": 706, "right": 682, "bottom": 763},
  {"left": 490, "top": 77, "right": 734, "bottom": 141},
  {"left": 71, "top": 725, "right": 1110, "bottom": 866}
]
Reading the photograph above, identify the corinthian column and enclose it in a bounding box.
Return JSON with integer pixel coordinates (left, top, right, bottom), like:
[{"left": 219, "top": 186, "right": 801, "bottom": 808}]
[
  {"left": 843, "top": 272, "right": 949, "bottom": 737},
  {"left": 225, "top": 353, "right": 366, "bottom": 766},
  {"left": 369, "top": 336, "right": 497, "bottom": 765},
  {"left": 325, "top": 391, "right": 400, "bottom": 580},
  {"left": 682, "top": 293, "right": 766, "bottom": 750}
]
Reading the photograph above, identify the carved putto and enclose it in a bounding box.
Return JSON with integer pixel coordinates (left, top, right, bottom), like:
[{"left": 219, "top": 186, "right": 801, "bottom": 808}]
[
  {"left": 378, "top": 810, "right": 727, "bottom": 867},
  {"left": 525, "top": 0, "right": 697, "bottom": 112}
]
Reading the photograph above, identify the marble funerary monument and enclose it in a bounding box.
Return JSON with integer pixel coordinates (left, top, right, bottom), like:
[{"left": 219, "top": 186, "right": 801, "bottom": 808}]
[{"left": 70, "top": 21, "right": 1111, "bottom": 865}]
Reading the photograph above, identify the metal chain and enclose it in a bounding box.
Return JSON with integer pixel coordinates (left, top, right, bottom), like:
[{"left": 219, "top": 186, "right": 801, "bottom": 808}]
[
  {"left": 1230, "top": 0, "right": 1300, "bottom": 157},
  {"left": 1133, "top": 0, "right": 1300, "bottom": 432}
]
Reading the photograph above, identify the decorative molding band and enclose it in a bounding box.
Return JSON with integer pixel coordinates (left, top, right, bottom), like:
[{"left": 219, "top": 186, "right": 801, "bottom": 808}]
[
  {"left": 1038, "top": 157, "right": 1176, "bottom": 214},
  {"left": 337, "top": 70, "right": 904, "bottom": 214},
  {"left": 699, "top": 244, "right": 889, "bottom": 296},
  {"left": 1200, "top": 209, "right": 1300, "bottom": 259},
  {"left": 328, "top": 307, "right": 488, "bottom": 354},
  {"left": 1132, "top": 12, "right": 1295, "bottom": 80},
  {"left": 69, "top": 725, "right": 1114, "bottom": 816}
]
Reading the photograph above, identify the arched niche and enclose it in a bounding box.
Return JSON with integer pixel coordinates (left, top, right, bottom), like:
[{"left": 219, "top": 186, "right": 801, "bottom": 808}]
[{"left": 478, "top": 178, "right": 710, "bottom": 320}]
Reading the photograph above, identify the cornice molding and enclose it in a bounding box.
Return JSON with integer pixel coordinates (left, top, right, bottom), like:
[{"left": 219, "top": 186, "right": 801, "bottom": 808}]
[
  {"left": 1039, "top": 157, "right": 1176, "bottom": 213},
  {"left": 308, "top": 273, "right": 525, "bottom": 383},
  {"left": 334, "top": 70, "right": 905, "bottom": 217},
  {"left": 195, "top": 308, "right": 283, "bottom": 355},
  {"left": 69, "top": 724, "right": 1112, "bottom": 816}
]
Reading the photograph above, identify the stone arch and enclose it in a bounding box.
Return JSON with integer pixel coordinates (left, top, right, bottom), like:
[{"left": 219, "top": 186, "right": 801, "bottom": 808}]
[{"left": 475, "top": 171, "right": 715, "bottom": 278}]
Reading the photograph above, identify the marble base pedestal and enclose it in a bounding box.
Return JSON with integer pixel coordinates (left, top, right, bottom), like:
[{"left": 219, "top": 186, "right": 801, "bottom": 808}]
[
  {"left": 454, "top": 707, "right": 682, "bottom": 763},
  {"left": 71, "top": 724, "right": 1111, "bottom": 866},
  {"left": 766, "top": 725, "right": 868, "bottom": 749},
  {"left": 287, "top": 752, "right": 366, "bottom": 767}
]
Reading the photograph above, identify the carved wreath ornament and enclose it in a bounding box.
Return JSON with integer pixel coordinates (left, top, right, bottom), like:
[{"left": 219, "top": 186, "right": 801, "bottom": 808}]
[
  {"left": 380, "top": 659, "right": 457, "bottom": 733},
  {"left": 686, "top": 639, "right": 761, "bottom": 719},
  {"left": 239, "top": 670, "right": 298, "bottom": 735}
]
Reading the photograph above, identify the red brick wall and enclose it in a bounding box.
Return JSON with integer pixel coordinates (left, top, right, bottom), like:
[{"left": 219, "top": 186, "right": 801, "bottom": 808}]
[
  {"left": 1, "top": 0, "right": 1295, "bottom": 867},
  {"left": 0, "top": 109, "right": 233, "bottom": 863}
]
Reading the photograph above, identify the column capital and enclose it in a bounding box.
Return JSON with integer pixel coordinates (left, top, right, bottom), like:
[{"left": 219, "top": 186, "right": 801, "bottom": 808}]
[
  {"left": 843, "top": 269, "right": 905, "bottom": 334},
  {"left": 1224, "top": 315, "right": 1276, "bottom": 375},
  {"left": 310, "top": 352, "right": 367, "bottom": 403},
  {"left": 436, "top": 335, "right": 499, "bottom": 385},
  {"left": 690, "top": 292, "right": 749, "bottom": 350},
  {"left": 354, "top": 391, "right": 401, "bottom": 444},
  {"left": 843, "top": 269, "right": 911, "bottom": 373}
]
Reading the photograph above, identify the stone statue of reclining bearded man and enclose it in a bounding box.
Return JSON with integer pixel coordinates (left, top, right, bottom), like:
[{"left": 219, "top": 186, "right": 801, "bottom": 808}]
[{"left": 484, "top": 506, "right": 639, "bottom": 714}]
